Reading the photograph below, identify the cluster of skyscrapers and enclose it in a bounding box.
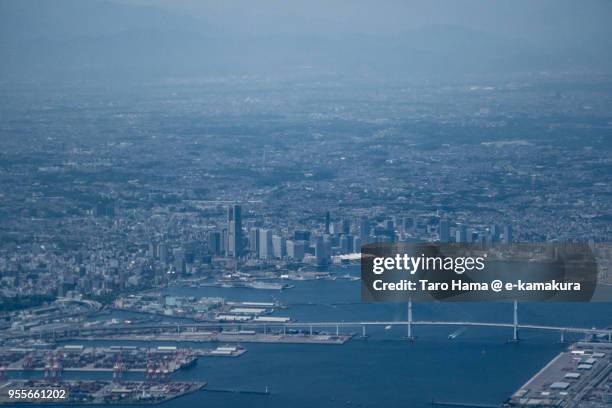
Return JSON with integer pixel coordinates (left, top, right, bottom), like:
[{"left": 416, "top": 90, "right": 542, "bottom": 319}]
[
  {"left": 201, "top": 206, "right": 364, "bottom": 266},
  {"left": 197, "top": 206, "right": 515, "bottom": 269}
]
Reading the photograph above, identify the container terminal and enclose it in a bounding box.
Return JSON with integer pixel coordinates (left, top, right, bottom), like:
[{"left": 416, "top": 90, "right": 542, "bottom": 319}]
[
  {"left": 0, "top": 379, "right": 205, "bottom": 405},
  {"left": 0, "top": 344, "right": 245, "bottom": 377},
  {"left": 506, "top": 341, "right": 612, "bottom": 407}
]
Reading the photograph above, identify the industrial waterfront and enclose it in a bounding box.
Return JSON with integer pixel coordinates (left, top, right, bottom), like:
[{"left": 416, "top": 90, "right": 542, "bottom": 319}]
[
  {"left": 508, "top": 342, "right": 612, "bottom": 407},
  {"left": 0, "top": 275, "right": 611, "bottom": 407}
]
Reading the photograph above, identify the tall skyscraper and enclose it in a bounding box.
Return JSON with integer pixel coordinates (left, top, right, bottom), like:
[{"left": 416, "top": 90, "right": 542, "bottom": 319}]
[
  {"left": 259, "top": 229, "right": 272, "bottom": 259},
  {"left": 221, "top": 228, "right": 227, "bottom": 254},
  {"left": 315, "top": 236, "right": 327, "bottom": 266},
  {"left": 173, "top": 248, "right": 186, "bottom": 274},
  {"left": 148, "top": 242, "right": 157, "bottom": 258},
  {"left": 158, "top": 243, "right": 168, "bottom": 264},
  {"left": 490, "top": 224, "right": 501, "bottom": 243},
  {"left": 439, "top": 220, "right": 450, "bottom": 243},
  {"left": 456, "top": 224, "right": 468, "bottom": 243},
  {"left": 503, "top": 225, "right": 513, "bottom": 244},
  {"left": 227, "top": 204, "right": 243, "bottom": 257},
  {"left": 353, "top": 236, "right": 361, "bottom": 252},
  {"left": 207, "top": 231, "right": 222, "bottom": 255},
  {"left": 341, "top": 219, "right": 350, "bottom": 235},
  {"left": 272, "top": 234, "right": 286, "bottom": 258},
  {"left": 325, "top": 211, "right": 331, "bottom": 234},
  {"left": 360, "top": 216, "right": 370, "bottom": 243},
  {"left": 286, "top": 240, "right": 295, "bottom": 259},
  {"left": 287, "top": 240, "right": 305, "bottom": 261},
  {"left": 249, "top": 228, "right": 260, "bottom": 254},
  {"left": 339, "top": 234, "right": 351, "bottom": 254}
]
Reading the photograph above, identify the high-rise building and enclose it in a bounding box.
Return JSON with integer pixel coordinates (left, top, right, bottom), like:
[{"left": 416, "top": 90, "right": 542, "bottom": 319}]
[
  {"left": 148, "top": 242, "right": 157, "bottom": 258},
  {"left": 503, "top": 225, "right": 513, "bottom": 244},
  {"left": 158, "top": 243, "right": 168, "bottom": 264},
  {"left": 208, "top": 231, "right": 221, "bottom": 255},
  {"left": 466, "top": 227, "right": 474, "bottom": 243},
  {"left": 286, "top": 240, "right": 295, "bottom": 259},
  {"left": 259, "top": 229, "right": 272, "bottom": 259},
  {"left": 360, "top": 216, "right": 370, "bottom": 243},
  {"left": 325, "top": 211, "right": 331, "bottom": 234},
  {"left": 330, "top": 222, "right": 341, "bottom": 235},
  {"left": 323, "top": 237, "right": 332, "bottom": 259},
  {"left": 227, "top": 204, "right": 243, "bottom": 257},
  {"left": 221, "top": 228, "right": 227, "bottom": 255},
  {"left": 287, "top": 240, "right": 305, "bottom": 261},
  {"left": 439, "top": 220, "right": 450, "bottom": 242},
  {"left": 249, "top": 228, "right": 260, "bottom": 254},
  {"left": 353, "top": 236, "right": 361, "bottom": 252},
  {"left": 174, "top": 248, "right": 186, "bottom": 274},
  {"left": 272, "top": 234, "right": 286, "bottom": 258},
  {"left": 339, "top": 235, "right": 350, "bottom": 254},
  {"left": 341, "top": 219, "right": 350, "bottom": 235},
  {"left": 294, "top": 230, "right": 310, "bottom": 241},
  {"left": 490, "top": 224, "right": 501, "bottom": 243},
  {"left": 315, "top": 236, "right": 327, "bottom": 266},
  {"left": 456, "top": 225, "right": 468, "bottom": 243}
]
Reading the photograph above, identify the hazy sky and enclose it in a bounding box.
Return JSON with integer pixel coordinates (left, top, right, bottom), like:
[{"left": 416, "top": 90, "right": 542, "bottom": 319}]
[
  {"left": 2, "top": 0, "right": 612, "bottom": 81},
  {"left": 117, "top": 0, "right": 612, "bottom": 42}
]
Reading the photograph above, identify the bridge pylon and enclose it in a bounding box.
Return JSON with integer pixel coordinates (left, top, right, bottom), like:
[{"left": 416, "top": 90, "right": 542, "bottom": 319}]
[
  {"left": 508, "top": 300, "right": 520, "bottom": 343},
  {"left": 404, "top": 298, "right": 416, "bottom": 341}
]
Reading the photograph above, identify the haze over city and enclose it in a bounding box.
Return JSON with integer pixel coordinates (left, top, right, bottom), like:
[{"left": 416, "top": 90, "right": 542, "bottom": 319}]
[{"left": 0, "top": 1, "right": 611, "bottom": 407}]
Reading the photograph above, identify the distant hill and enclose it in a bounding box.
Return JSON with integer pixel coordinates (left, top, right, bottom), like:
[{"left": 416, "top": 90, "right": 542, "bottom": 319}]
[{"left": 1, "top": 0, "right": 611, "bottom": 82}]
